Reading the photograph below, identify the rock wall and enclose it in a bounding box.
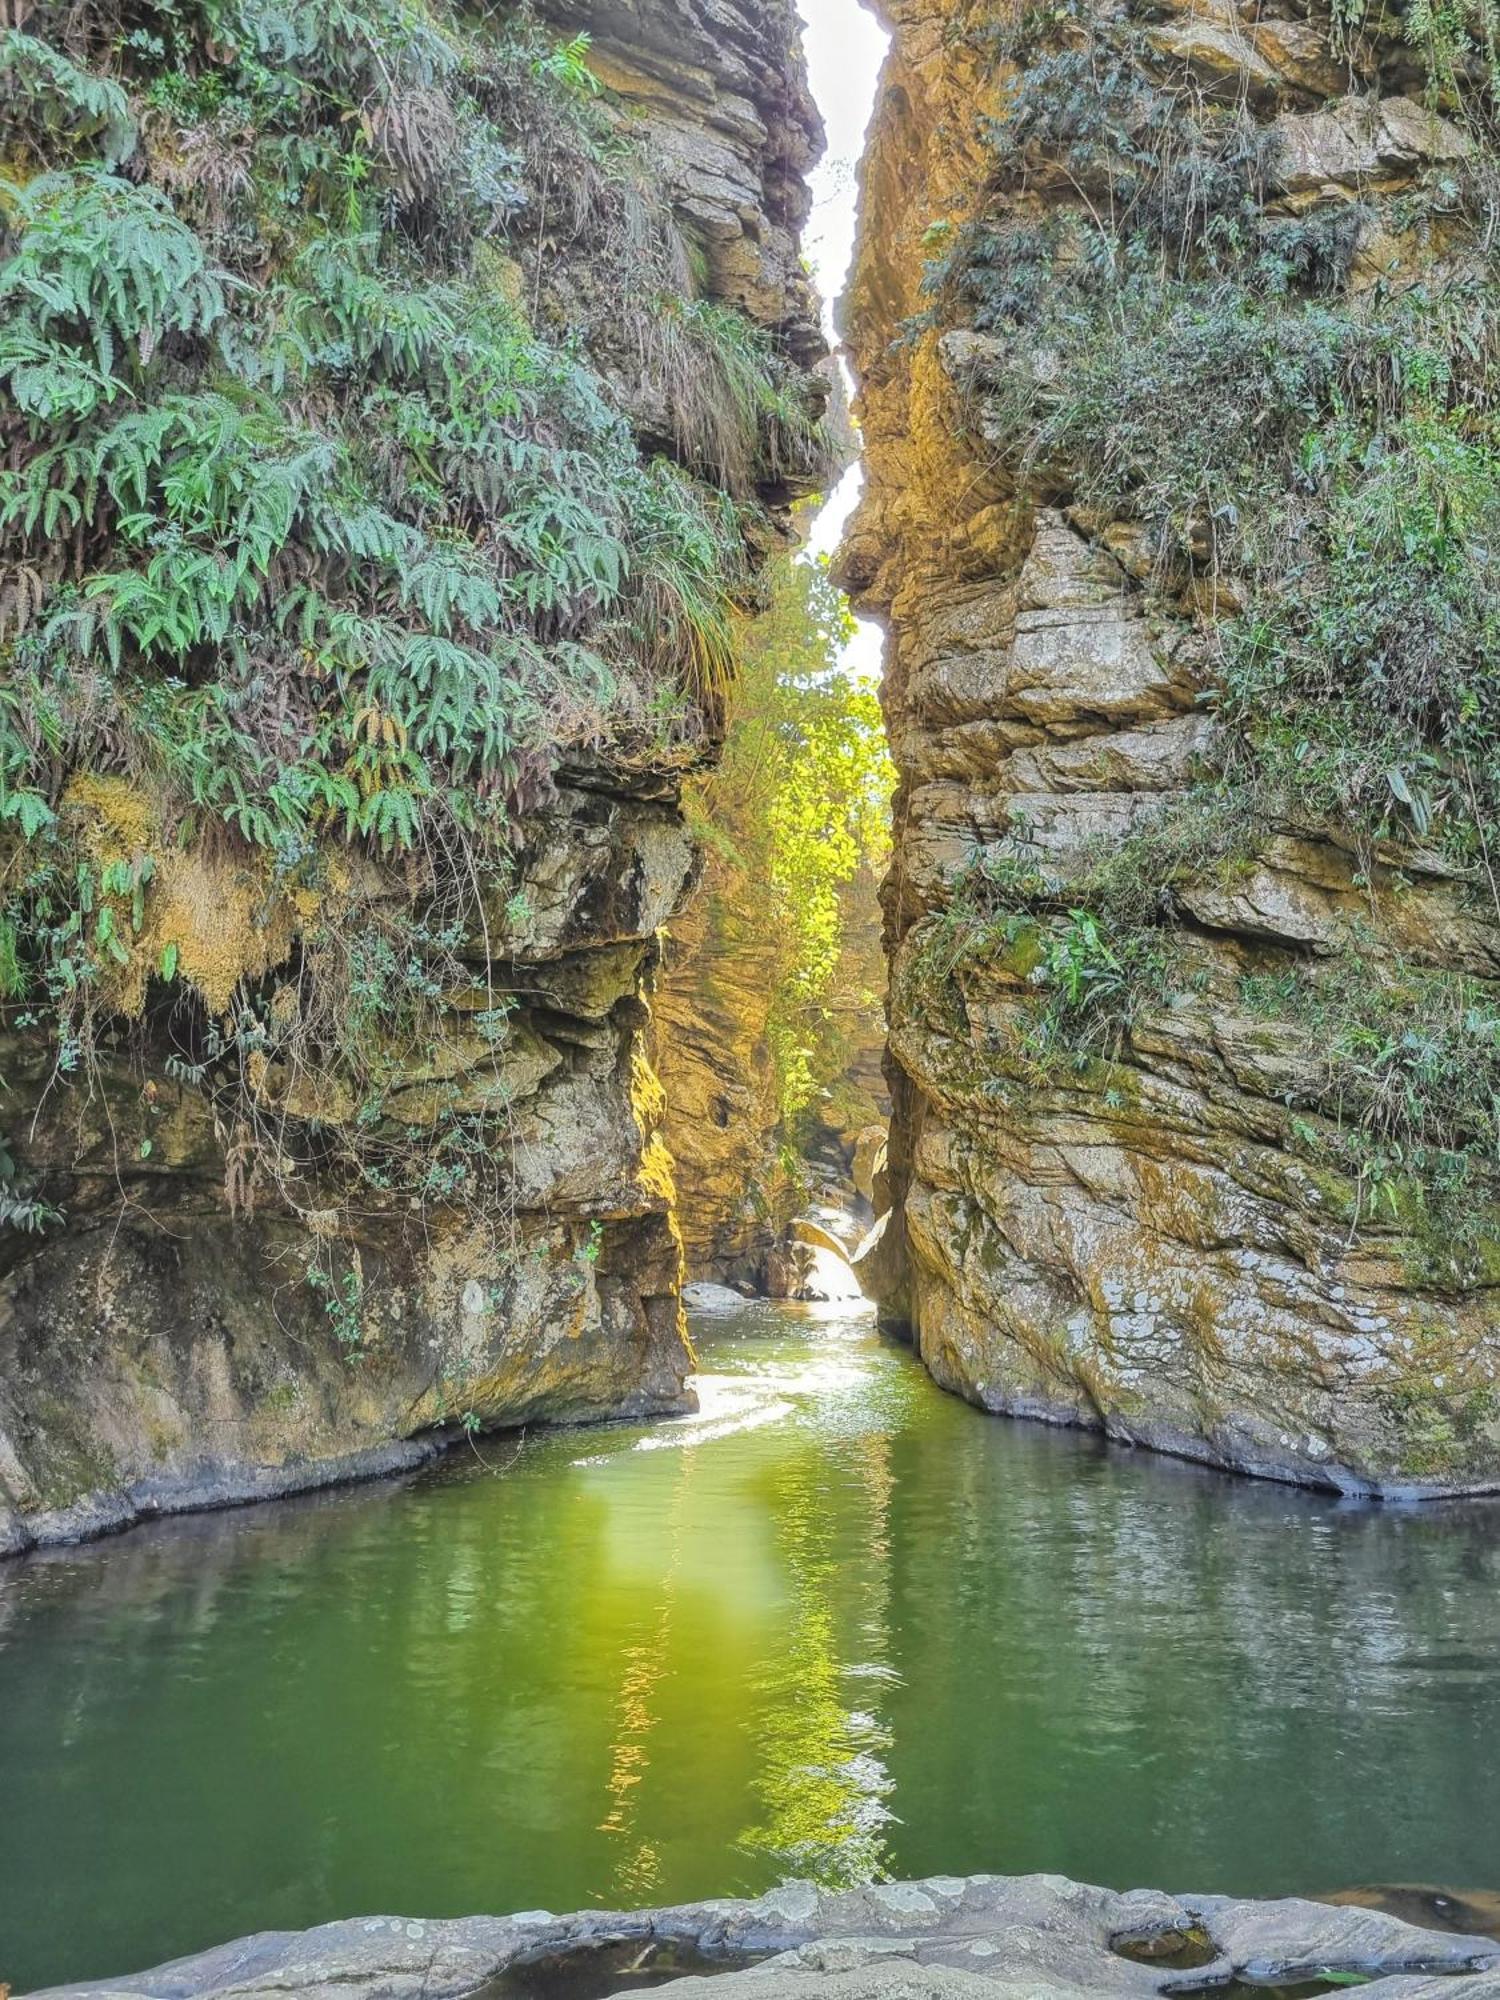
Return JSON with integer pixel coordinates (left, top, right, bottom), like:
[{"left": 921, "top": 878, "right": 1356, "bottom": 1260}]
[
  {"left": 540, "top": 0, "right": 825, "bottom": 368},
  {"left": 843, "top": 0, "right": 1500, "bottom": 1492},
  {"left": 655, "top": 852, "right": 889, "bottom": 1287},
  {"left": 0, "top": 0, "right": 823, "bottom": 1553},
  {"left": 654, "top": 859, "right": 787, "bottom": 1281},
  {"left": 0, "top": 781, "right": 699, "bottom": 1550}
]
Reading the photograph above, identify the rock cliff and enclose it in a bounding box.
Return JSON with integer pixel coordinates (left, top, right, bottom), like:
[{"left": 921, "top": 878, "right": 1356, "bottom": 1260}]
[
  {"left": 844, "top": 0, "right": 1500, "bottom": 1491},
  {"left": 654, "top": 858, "right": 787, "bottom": 1280},
  {"left": 656, "top": 849, "right": 888, "bottom": 1286},
  {"left": 0, "top": 0, "right": 824, "bottom": 1550}
]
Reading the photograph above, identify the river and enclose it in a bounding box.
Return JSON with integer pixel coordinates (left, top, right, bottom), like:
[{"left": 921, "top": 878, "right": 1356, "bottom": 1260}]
[{"left": 3, "top": 1298, "right": 1500, "bottom": 1991}]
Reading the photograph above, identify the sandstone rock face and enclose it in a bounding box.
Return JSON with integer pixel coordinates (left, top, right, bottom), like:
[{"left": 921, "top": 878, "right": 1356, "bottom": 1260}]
[
  {"left": 654, "top": 870, "right": 788, "bottom": 1282},
  {"left": 0, "top": 0, "right": 822, "bottom": 1554},
  {"left": 842, "top": 0, "right": 1500, "bottom": 1492},
  {"left": 0, "top": 782, "right": 695, "bottom": 1555},
  {"left": 545, "top": 0, "right": 824, "bottom": 365},
  {"left": 28, "top": 1872, "right": 1500, "bottom": 2000},
  {"left": 654, "top": 863, "right": 890, "bottom": 1286}
]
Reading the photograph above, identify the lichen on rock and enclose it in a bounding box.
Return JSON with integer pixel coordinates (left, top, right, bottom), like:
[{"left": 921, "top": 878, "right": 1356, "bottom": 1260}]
[{"left": 843, "top": 0, "right": 1500, "bottom": 1493}]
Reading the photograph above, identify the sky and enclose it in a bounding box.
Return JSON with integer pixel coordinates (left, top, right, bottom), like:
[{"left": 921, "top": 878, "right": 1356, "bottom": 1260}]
[
  {"left": 792, "top": 0, "right": 888, "bottom": 678},
  {"left": 797, "top": 0, "right": 890, "bottom": 343}
]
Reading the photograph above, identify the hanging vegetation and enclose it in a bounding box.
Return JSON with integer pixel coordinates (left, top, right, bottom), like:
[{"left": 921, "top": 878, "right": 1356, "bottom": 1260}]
[
  {"left": 0, "top": 0, "right": 827, "bottom": 1235},
  {"left": 906, "top": 0, "right": 1500, "bottom": 1276}
]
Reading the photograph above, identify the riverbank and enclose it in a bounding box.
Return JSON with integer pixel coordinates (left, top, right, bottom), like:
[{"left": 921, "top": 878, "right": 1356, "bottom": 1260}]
[{"left": 25, "top": 1873, "right": 1500, "bottom": 2000}]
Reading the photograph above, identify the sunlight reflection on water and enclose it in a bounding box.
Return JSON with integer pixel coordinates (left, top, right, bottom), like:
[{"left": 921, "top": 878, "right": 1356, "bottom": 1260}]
[{"left": 8, "top": 1299, "right": 1500, "bottom": 1993}]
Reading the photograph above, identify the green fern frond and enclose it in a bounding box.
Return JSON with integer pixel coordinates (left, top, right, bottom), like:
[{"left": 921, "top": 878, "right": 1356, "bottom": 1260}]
[{"left": 0, "top": 34, "right": 137, "bottom": 168}]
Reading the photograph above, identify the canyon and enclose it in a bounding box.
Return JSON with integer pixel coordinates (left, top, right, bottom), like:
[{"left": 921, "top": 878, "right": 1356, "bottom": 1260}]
[
  {"left": 5, "top": 0, "right": 1500, "bottom": 1532},
  {"left": 9, "top": 0, "right": 1500, "bottom": 1982}
]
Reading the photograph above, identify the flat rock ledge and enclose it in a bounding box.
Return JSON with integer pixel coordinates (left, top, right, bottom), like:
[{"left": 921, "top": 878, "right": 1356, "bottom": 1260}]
[{"left": 30, "top": 1872, "right": 1500, "bottom": 2000}]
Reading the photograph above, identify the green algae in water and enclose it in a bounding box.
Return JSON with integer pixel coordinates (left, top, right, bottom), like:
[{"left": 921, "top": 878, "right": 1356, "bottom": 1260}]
[
  {"left": 1109, "top": 1928, "right": 1373, "bottom": 1994},
  {"left": 5, "top": 1300, "right": 1500, "bottom": 1991},
  {"left": 1110, "top": 1924, "right": 1219, "bottom": 1968}
]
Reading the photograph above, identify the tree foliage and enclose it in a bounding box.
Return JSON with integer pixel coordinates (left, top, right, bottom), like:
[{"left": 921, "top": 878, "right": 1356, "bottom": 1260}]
[{"left": 687, "top": 554, "right": 892, "bottom": 1125}]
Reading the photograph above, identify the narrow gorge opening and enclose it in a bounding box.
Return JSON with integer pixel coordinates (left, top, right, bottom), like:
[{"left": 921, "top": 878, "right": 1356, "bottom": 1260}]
[
  {"left": 8, "top": 0, "right": 1500, "bottom": 1987},
  {"left": 655, "top": 0, "right": 893, "bottom": 1310}
]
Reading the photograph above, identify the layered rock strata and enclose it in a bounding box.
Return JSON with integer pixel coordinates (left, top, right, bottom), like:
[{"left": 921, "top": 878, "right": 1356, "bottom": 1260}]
[
  {"left": 0, "top": 0, "right": 823, "bottom": 1552},
  {"left": 654, "top": 866, "right": 787, "bottom": 1281},
  {"left": 0, "top": 782, "right": 697, "bottom": 1551},
  {"left": 842, "top": 0, "right": 1500, "bottom": 1490},
  {"left": 656, "top": 855, "right": 888, "bottom": 1287}
]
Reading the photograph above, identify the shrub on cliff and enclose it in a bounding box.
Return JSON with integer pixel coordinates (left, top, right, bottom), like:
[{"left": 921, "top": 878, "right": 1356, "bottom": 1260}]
[
  {"left": 0, "top": 0, "right": 825, "bottom": 1236},
  {"left": 909, "top": 0, "right": 1500, "bottom": 1273}
]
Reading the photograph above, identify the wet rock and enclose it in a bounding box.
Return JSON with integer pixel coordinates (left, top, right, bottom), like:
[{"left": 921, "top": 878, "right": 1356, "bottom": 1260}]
[
  {"left": 27, "top": 1873, "right": 1500, "bottom": 2000},
  {"left": 682, "top": 1280, "right": 749, "bottom": 1312}
]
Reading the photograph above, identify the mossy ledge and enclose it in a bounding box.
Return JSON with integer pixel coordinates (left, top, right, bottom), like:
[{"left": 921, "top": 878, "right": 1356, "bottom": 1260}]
[
  {"left": 842, "top": 0, "right": 1500, "bottom": 1494},
  {"left": 0, "top": 0, "right": 828, "bottom": 1552}
]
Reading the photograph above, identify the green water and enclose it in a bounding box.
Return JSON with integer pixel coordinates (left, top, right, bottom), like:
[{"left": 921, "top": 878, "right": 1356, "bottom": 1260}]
[{"left": 4, "top": 1300, "right": 1500, "bottom": 1992}]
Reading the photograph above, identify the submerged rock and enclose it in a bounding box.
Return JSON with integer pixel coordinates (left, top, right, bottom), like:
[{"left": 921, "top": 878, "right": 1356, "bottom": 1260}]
[
  {"left": 26, "top": 1873, "right": 1500, "bottom": 2000},
  {"left": 682, "top": 1280, "right": 751, "bottom": 1312}
]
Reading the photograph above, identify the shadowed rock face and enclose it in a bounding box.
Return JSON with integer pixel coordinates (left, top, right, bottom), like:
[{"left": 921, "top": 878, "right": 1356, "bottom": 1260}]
[
  {"left": 0, "top": 784, "right": 697, "bottom": 1556},
  {"left": 654, "top": 856, "right": 889, "bottom": 1289},
  {"left": 25, "top": 1872, "right": 1500, "bottom": 2000},
  {"left": 0, "top": 0, "right": 823, "bottom": 1556},
  {"left": 653, "top": 871, "right": 786, "bottom": 1281},
  {"left": 841, "top": 0, "right": 1500, "bottom": 1494}
]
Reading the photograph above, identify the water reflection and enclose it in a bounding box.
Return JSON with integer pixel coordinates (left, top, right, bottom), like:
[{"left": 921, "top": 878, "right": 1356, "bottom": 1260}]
[
  {"left": 739, "top": 1429, "right": 895, "bottom": 1883},
  {"left": 596, "top": 1435, "right": 697, "bottom": 1903},
  {"left": 3, "top": 1300, "right": 1500, "bottom": 1993}
]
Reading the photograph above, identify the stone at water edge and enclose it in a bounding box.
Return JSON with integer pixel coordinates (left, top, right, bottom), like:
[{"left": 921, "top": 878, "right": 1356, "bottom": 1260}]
[
  {"left": 683, "top": 1281, "right": 752, "bottom": 1313},
  {"left": 23, "top": 1873, "right": 1500, "bottom": 2000}
]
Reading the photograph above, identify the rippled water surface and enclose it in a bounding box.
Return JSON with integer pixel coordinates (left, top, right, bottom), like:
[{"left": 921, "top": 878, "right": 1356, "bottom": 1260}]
[{"left": 4, "top": 1300, "right": 1500, "bottom": 1991}]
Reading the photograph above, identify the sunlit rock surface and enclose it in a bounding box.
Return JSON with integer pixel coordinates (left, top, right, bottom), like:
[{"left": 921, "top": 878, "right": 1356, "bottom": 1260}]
[
  {"left": 840, "top": 0, "right": 1500, "bottom": 1493},
  {"left": 27, "top": 1873, "right": 1500, "bottom": 2000}
]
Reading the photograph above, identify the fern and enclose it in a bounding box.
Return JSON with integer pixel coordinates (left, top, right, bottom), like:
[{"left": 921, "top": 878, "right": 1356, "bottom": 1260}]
[
  {"left": 212, "top": 0, "right": 462, "bottom": 96},
  {"left": 0, "top": 173, "right": 226, "bottom": 410},
  {"left": 0, "top": 321, "right": 126, "bottom": 421},
  {"left": 0, "top": 0, "right": 814, "bottom": 1227},
  {"left": 0, "top": 33, "right": 137, "bottom": 168}
]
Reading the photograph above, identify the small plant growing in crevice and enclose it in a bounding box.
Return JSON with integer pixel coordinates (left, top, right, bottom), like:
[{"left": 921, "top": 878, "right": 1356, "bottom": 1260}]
[{"left": 305, "top": 1252, "right": 366, "bottom": 1359}]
